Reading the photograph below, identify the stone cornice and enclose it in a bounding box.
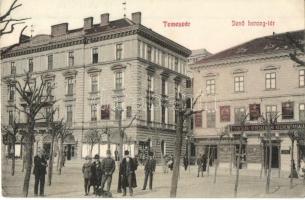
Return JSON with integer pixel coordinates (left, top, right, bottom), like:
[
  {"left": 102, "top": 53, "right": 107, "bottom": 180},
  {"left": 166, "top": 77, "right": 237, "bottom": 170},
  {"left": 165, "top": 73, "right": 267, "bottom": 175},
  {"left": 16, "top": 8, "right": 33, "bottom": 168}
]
[
  {"left": 191, "top": 51, "right": 293, "bottom": 70},
  {"left": 1, "top": 24, "right": 191, "bottom": 59},
  {"left": 111, "top": 63, "right": 126, "bottom": 71},
  {"left": 62, "top": 69, "right": 78, "bottom": 78},
  {"left": 87, "top": 67, "right": 102, "bottom": 74}
]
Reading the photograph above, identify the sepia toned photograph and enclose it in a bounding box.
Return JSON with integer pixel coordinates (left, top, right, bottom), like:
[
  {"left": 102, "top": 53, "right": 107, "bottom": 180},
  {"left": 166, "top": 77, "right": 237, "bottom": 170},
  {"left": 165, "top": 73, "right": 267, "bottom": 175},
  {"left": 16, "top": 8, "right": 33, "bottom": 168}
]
[{"left": 0, "top": 0, "right": 305, "bottom": 198}]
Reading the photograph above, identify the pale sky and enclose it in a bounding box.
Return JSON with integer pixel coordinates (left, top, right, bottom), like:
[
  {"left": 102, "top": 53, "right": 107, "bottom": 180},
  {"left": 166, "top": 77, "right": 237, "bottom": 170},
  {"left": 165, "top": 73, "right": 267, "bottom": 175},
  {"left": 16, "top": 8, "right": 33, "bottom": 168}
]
[{"left": 0, "top": 0, "right": 304, "bottom": 54}]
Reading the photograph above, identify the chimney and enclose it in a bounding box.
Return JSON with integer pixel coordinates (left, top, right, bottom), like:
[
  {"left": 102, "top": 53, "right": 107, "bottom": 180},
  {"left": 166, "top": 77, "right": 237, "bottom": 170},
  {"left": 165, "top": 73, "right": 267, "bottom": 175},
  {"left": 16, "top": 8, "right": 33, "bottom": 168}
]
[
  {"left": 132, "top": 12, "right": 141, "bottom": 24},
  {"left": 84, "top": 17, "right": 93, "bottom": 30},
  {"left": 51, "top": 23, "right": 68, "bottom": 37},
  {"left": 100, "top": 13, "right": 109, "bottom": 26}
]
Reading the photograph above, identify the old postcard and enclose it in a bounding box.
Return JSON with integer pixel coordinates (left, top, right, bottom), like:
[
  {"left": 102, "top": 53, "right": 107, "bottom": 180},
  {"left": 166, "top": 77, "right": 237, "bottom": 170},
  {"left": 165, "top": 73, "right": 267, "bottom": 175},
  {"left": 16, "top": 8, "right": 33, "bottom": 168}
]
[{"left": 0, "top": 0, "right": 305, "bottom": 198}]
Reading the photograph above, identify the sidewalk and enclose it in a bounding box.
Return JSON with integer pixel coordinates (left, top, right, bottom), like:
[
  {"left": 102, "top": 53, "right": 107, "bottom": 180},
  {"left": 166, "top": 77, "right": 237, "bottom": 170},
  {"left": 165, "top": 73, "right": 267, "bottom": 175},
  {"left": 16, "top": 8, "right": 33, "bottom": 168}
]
[{"left": 2, "top": 159, "right": 305, "bottom": 197}]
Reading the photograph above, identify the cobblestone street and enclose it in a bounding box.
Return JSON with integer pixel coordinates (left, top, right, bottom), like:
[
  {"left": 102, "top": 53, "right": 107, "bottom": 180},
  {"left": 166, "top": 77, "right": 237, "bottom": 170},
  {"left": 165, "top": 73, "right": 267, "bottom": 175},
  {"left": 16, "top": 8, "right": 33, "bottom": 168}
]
[{"left": 2, "top": 159, "right": 305, "bottom": 198}]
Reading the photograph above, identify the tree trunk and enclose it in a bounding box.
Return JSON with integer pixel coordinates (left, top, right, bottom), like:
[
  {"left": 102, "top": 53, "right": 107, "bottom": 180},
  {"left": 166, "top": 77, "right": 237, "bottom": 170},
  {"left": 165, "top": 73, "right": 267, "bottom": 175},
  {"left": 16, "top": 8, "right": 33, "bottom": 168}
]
[
  {"left": 47, "top": 135, "right": 55, "bottom": 186},
  {"left": 107, "top": 131, "right": 111, "bottom": 151},
  {"left": 98, "top": 140, "right": 101, "bottom": 156},
  {"left": 118, "top": 110, "right": 123, "bottom": 161},
  {"left": 22, "top": 146, "right": 25, "bottom": 172},
  {"left": 59, "top": 138, "right": 64, "bottom": 175},
  {"left": 234, "top": 134, "right": 243, "bottom": 197},
  {"left": 170, "top": 112, "right": 183, "bottom": 198},
  {"left": 206, "top": 146, "right": 211, "bottom": 176},
  {"left": 229, "top": 139, "right": 233, "bottom": 176},
  {"left": 214, "top": 138, "right": 222, "bottom": 183},
  {"left": 11, "top": 141, "right": 16, "bottom": 176},
  {"left": 266, "top": 132, "right": 272, "bottom": 194},
  {"left": 290, "top": 140, "right": 294, "bottom": 189},
  {"left": 22, "top": 133, "right": 34, "bottom": 197}
]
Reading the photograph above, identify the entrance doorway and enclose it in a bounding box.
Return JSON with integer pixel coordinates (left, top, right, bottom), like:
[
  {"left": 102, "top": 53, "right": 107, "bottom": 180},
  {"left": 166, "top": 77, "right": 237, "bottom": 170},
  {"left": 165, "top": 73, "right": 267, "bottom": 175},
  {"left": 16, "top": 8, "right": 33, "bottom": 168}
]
[
  {"left": 65, "top": 144, "right": 75, "bottom": 160},
  {"left": 138, "top": 140, "right": 150, "bottom": 163},
  {"left": 205, "top": 145, "right": 217, "bottom": 166},
  {"left": 264, "top": 145, "right": 279, "bottom": 168}
]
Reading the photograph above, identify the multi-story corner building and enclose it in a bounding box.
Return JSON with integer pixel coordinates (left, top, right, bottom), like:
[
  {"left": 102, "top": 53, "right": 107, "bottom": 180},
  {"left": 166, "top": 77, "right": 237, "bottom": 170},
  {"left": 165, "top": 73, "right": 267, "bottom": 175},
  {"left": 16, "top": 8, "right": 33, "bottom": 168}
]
[
  {"left": 191, "top": 30, "right": 305, "bottom": 172},
  {"left": 1, "top": 12, "right": 191, "bottom": 161}
]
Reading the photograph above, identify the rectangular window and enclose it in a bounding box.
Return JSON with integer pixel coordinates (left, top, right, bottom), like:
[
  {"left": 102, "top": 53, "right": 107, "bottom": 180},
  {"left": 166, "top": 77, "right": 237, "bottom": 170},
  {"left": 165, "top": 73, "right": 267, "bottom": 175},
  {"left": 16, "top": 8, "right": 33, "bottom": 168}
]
[
  {"left": 48, "top": 54, "right": 53, "bottom": 70},
  {"left": 8, "top": 111, "right": 13, "bottom": 125},
  {"left": 282, "top": 102, "right": 294, "bottom": 120},
  {"left": 299, "top": 103, "right": 305, "bottom": 121},
  {"left": 266, "top": 105, "right": 277, "bottom": 121},
  {"left": 91, "top": 104, "right": 97, "bottom": 121},
  {"left": 91, "top": 75, "right": 98, "bottom": 92},
  {"left": 68, "top": 51, "right": 74, "bottom": 67},
  {"left": 265, "top": 72, "right": 276, "bottom": 89},
  {"left": 234, "top": 107, "right": 246, "bottom": 124},
  {"left": 220, "top": 106, "right": 230, "bottom": 122},
  {"left": 186, "top": 79, "right": 192, "bottom": 88},
  {"left": 161, "top": 52, "right": 165, "bottom": 66},
  {"left": 115, "top": 102, "right": 122, "bottom": 120},
  {"left": 161, "top": 105, "right": 166, "bottom": 124},
  {"left": 9, "top": 85, "right": 14, "bottom": 101},
  {"left": 92, "top": 48, "right": 98, "bottom": 64},
  {"left": 207, "top": 110, "right": 216, "bottom": 128},
  {"left": 162, "top": 79, "right": 166, "bottom": 95},
  {"left": 234, "top": 76, "right": 244, "bottom": 92},
  {"left": 66, "top": 106, "right": 73, "bottom": 125},
  {"left": 116, "top": 43, "right": 123, "bottom": 60},
  {"left": 147, "top": 45, "right": 152, "bottom": 61},
  {"left": 249, "top": 104, "right": 261, "bottom": 121},
  {"left": 299, "top": 69, "right": 305, "bottom": 87},
  {"left": 101, "top": 105, "right": 110, "bottom": 120},
  {"left": 195, "top": 112, "right": 202, "bottom": 127},
  {"left": 126, "top": 106, "right": 132, "bottom": 118},
  {"left": 67, "top": 78, "right": 73, "bottom": 95},
  {"left": 28, "top": 58, "right": 33, "bottom": 72},
  {"left": 115, "top": 71, "right": 123, "bottom": 90},
  {"left": 11, "top": 62, "right": 16, "bottom": 75},
  {"left": 174, "top": 57, "right": 179, "bottom": 71},
  {"left": 206, "top": 79, "right": 215, "bottom": 95}
]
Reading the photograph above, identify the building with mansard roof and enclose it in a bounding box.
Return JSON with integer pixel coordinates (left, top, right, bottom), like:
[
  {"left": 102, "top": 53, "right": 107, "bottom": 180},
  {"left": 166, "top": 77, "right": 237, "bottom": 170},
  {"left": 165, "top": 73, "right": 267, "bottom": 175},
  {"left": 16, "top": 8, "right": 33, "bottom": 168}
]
[
  {"left": 1, "top": 12, "right": 192, "bottom": 162},
  {"left": 190, "top": 30, "right": 305, "bottom": 173}
]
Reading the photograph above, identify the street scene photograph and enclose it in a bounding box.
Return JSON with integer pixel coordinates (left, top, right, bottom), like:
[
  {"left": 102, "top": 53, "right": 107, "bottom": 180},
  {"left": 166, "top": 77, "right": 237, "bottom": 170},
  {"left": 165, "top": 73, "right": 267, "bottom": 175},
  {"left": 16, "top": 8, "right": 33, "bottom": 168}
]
[{"left": 0, "top": 0, "right": 305, "bottom": 198}]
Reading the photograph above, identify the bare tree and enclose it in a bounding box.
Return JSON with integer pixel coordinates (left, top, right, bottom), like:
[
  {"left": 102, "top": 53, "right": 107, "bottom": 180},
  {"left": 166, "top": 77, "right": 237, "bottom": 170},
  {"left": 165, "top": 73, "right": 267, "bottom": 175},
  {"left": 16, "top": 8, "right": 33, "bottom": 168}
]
[
  {"left": 213, "top": 126, "right": 229, "bottom": 184},
  {"left": 287, "top": 128, "right": 305, "bottom": 188},
  {"left": 1, "top": 117, "right": 21, "bottom": 176},
  {"left": 0, "top": 0, "right": 30, "bottom": 37},
  {"left": 57, "top": 122, "right": 71, "bottom": 175},
  {"left": 234, "top": 113, "right": 249, "bottom": 197},
  {"left": 11, "top": 72, "right": 54, "bottom": 197},
  {"left": 285, "top": 32, "right": 305, "bottom": 66},
  {"left": 84, "top": 128, "right": 101, "bottom": 157},
  {"left": 170, "top": 93, "right": 204, "bottom": 197}
]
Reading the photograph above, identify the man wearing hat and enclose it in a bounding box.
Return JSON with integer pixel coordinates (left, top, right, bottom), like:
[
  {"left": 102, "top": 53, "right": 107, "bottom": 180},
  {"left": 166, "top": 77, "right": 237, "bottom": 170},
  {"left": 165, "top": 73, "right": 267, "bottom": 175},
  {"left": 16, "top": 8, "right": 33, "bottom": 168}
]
[
  {"left": 142, "top": 151, "right": 156, "bottom": 191},
  {"left": 118, "top": 150, "right": 137, "bottom": 196},
  {"left": 101, "top": 150, "right": 115, "bottom": 192},
  {"left": 90, "top": 154, "right": 103, "bottom": 194}
]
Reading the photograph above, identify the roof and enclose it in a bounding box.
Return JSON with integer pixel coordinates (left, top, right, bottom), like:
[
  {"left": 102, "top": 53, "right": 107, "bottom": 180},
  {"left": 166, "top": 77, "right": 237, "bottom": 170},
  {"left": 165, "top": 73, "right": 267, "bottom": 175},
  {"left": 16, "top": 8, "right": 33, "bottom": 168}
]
[
  {"left": 1, "top": 17, "right": 191, "bottom": 58},
  {"left": 195, "top": 30, "right": 304, "bottom": 65},
  {"left": 190, "top": 48, "right": 212, "bottom": 57}
]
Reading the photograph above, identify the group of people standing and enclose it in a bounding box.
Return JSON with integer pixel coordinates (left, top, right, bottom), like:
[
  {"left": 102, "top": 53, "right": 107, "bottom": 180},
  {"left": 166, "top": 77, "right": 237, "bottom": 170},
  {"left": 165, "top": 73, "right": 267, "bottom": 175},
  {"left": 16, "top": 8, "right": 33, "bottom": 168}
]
[
  {"left": 82, "top": 150, "right": 156, "bottom": 197},
  {"left": 82, "top": 149, "right": 116, "bottom": 196}
]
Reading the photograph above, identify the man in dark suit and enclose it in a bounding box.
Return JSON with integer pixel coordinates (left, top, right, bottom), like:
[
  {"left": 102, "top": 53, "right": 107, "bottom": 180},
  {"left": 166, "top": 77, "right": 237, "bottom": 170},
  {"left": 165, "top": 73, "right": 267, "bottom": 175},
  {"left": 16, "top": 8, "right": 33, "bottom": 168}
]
[
  {"left": 142, "top": 152, "right": 156, "bottom": 191},
  {"left": 90, "top": 154, "right": 103, "bottom": 194},
  {"left": 118, "top": 150, "right": 137, "bottom": 196},
  {"left": 33, "top": 149, "right": 48, "bottom": 196}
]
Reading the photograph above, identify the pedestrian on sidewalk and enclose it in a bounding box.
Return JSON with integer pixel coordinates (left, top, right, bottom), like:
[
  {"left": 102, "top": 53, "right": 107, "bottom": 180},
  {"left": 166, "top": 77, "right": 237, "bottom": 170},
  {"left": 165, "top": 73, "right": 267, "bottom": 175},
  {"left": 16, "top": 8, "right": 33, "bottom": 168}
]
[
  {"left": 101, "top": 150, "right": 115, "bottom": 192},
  {"left": 142, "top": 152, "right": 156, "bottom": 191},
  {"left": 183, "top": 155, "right": 188, "bottom": 171},
  {"left": 197, "top": 154, "right": 203, "bottom": 177},
  {"left": 33, "top": 149, "right": 48, "bottom": 197},
  {"left": 168, "top": 155, "right": 174, "bottom": 171},
  {"left": 118, "top": 150, "right": 137, "bottom": 196},
  {"left": 82, "top": 156, "right": 92, "bottom": 196},
  {"left": 90, "top": 154, "right": 103, "bottom": 194}
]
